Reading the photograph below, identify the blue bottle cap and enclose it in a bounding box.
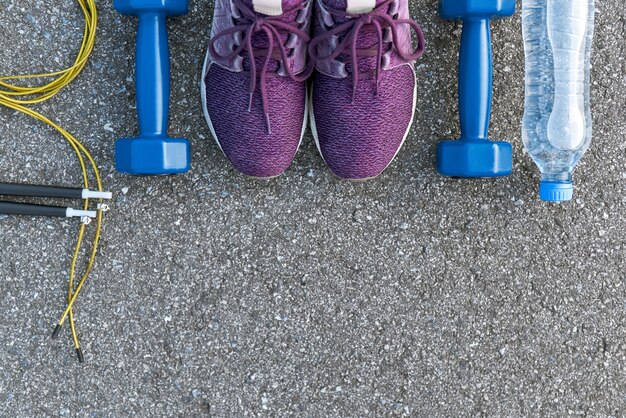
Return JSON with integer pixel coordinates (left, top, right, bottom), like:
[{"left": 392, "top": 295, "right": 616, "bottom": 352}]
[{"left": 539, "top": 181, "right": 573, "bottom": 202}]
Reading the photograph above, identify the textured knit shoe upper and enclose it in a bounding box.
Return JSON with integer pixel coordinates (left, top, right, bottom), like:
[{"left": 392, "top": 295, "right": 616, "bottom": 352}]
[
  {"left": 309, "top": 0, "right": 425, "bottom": 180},
  {"left": 202, "top": 0, "right": 313, "bottom": 178}
]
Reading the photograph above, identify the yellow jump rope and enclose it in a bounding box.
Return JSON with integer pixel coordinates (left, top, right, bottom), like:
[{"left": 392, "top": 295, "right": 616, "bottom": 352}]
[{"left": 0, "top": 0, "right": 103, "bottom": 362}]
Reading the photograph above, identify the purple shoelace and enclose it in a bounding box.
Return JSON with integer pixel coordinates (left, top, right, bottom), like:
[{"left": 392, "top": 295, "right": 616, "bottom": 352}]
[
  {"left": 209, "top": 0, "right": 313, "bottom": 133},
  {"left": 309, "top": 0, "right": 425, "bottom": 101}
]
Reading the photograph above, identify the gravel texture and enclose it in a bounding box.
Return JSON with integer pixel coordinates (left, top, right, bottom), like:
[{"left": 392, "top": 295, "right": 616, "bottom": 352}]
[{"left": 1, "top": 0, "right": 625, "bottom": 416}]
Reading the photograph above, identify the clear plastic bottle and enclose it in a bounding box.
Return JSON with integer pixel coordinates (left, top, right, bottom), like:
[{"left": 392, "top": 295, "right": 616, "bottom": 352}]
[{"left": 522, "top": 0, "right": 595, "bottom": 202}]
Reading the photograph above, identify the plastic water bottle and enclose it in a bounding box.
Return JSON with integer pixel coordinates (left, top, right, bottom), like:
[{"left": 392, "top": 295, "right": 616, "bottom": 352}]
[{"left": 522, "top": 0, "right": 595, "bottom": 202}]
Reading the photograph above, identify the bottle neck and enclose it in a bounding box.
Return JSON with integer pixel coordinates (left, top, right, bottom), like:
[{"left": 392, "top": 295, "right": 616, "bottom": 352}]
[{"left": 541, "top": 172, "right": 573, "bottom": 184}]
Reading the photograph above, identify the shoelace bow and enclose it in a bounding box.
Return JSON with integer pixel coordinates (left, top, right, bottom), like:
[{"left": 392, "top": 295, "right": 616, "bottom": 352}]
[
  {"left": 209, "top": 0, "right": 314, "bottom": 133},
  {"left": 309, "top": 0, "right": 425, "bottom": 101}
]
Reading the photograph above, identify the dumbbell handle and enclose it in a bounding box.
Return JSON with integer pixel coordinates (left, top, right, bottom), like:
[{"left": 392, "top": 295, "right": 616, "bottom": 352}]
[
  {"left": 459, "top": 17, "right": 492, "bottom": 141},
  {"left": 136, "top": 12, "right": 170, "bottom": 138}
]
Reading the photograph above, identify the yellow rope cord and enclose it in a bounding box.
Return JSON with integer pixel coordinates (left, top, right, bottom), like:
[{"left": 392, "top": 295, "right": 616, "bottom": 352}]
[{"left": 0, "top": 0, "right": 102, "bottom": 361}]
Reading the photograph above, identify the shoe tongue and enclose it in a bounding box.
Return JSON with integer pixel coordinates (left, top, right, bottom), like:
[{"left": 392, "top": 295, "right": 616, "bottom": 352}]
[
  {"left": 321, "top": 0, "right": 392, "bottom": 75},
  {"left": 240, "top": 0, "right": 304, "bottom": 73},
  {"left": 242, "top": 0, "right": 302, "bottom": 17},
  {"left": 322, "top": 0, "right": 380, "bottom": 14}
]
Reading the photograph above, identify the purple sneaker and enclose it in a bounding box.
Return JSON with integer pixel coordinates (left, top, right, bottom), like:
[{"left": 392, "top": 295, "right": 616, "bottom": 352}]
[
  {"left": 202, "top": 0, "right": 313, "bottom": 178},
  {"left": 309, "top": 0, "right": 425, "bottom": 180}
]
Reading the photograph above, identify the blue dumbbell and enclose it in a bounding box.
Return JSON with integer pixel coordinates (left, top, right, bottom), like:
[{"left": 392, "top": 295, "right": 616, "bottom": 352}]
[
  {"left": 114, "top": 0, "right": 191, "bottom": 175},
  {"left": 437, "top": 0, "right": 515, "bottom": 178}
]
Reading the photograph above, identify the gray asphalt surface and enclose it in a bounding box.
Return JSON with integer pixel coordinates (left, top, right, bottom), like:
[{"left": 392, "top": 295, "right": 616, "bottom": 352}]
[{"left": 0, "top": 0, "right": 625, "bottom": 416}]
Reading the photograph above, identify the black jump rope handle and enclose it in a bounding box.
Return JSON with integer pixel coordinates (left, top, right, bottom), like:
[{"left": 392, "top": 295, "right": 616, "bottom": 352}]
[
  {"left": 0, "top": 202, "right": 67, "bottom": 217},
  {"left": 0, "top": 202, "right": 67, "bottom": 218},
  {"left": 0, "top": 201, "right": 96, "bottom": 218},
  {"left": 0, "top": 182, "right": 112, "bottom": 200},
  {"left": 0, "top": 183, "right": 83, "bottom": 199}
]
